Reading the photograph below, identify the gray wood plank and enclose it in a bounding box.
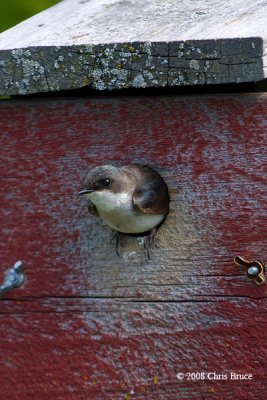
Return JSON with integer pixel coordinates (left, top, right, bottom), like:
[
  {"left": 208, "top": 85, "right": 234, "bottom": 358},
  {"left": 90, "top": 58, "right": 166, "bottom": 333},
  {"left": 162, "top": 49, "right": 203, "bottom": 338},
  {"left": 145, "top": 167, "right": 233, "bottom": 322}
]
[{"left": 0, "top": 0, "right": 266, "bottom": 95}]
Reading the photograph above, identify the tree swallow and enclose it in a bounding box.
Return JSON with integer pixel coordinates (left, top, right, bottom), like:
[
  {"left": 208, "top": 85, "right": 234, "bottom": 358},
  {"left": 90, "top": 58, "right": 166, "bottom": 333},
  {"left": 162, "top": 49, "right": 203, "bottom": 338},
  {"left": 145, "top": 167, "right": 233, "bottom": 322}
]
[{"left": 78, "top": 164, "right": 169, "bottom": 256}]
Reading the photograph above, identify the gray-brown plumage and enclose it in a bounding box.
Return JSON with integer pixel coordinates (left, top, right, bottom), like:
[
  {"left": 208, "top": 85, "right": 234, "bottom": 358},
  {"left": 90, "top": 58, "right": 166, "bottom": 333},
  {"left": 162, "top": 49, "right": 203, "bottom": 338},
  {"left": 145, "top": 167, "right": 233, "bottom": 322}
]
[{"left": 78, "top": 163, "right": 169, "bottom": 255}]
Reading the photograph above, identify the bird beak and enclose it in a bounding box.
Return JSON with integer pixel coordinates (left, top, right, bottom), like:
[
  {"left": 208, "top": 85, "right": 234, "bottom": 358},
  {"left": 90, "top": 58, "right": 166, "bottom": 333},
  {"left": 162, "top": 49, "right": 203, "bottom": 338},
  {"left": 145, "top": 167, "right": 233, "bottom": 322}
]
[{"left": 77, "top": 188, "right": 94, "bottom": 196}]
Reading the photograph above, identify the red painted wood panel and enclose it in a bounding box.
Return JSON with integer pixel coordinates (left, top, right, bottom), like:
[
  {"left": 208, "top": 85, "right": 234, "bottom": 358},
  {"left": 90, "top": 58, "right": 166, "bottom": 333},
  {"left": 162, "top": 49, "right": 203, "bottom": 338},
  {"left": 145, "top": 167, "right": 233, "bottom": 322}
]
[{"left": 0, "top": 94, "right": 266, "bottom": 400}]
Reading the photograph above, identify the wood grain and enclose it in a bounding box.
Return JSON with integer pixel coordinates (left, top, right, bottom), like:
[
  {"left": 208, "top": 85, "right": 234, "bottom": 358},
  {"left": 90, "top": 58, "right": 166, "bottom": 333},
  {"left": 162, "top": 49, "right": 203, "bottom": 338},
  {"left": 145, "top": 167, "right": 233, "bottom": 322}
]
[
  {"left": 0, "top": 0, "right": 266, "bottom": 94},
  {"left": 0, "top": 94, "right": 266, "bottom": 399}
]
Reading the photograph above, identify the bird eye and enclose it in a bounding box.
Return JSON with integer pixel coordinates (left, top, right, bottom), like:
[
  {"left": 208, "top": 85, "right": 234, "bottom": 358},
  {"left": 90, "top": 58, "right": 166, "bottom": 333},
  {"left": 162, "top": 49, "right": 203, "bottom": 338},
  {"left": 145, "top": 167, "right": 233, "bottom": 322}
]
[{"left": 101, "top": 178, "right": 111, "bottom": 187}]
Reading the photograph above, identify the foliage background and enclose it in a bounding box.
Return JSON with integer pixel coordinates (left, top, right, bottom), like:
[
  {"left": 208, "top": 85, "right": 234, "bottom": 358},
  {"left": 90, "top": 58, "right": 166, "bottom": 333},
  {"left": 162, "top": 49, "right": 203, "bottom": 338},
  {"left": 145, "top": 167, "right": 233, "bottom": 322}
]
[{"left": 0, "top": 0, "right": 60, "bottom": 32}]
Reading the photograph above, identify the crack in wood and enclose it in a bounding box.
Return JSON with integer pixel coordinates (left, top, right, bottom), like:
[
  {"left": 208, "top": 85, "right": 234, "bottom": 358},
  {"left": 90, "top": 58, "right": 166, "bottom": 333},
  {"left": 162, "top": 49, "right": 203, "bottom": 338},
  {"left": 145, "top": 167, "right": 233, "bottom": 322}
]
[
  {"left": 0, "top": 38, "right": 265, "bottom": 95},
  {"left": 1, "top": 294, "right": 266, "bottom": 304}
]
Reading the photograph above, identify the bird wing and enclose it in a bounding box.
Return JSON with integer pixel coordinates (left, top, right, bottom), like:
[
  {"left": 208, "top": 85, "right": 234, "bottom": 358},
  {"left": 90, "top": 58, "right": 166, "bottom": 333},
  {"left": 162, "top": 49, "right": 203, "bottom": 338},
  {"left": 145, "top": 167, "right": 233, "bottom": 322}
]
[{"left": 123, "top": 164, "right": 169, "bottom": 215}]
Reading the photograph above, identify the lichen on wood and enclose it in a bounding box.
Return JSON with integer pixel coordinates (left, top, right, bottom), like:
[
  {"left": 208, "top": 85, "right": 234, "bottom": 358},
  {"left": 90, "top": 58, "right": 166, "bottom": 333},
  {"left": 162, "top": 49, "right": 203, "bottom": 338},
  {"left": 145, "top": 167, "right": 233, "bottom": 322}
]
[
  {"left": 0, "top": 38, "right": 264, "bottom": 95},
  {"left": 0, "top": 0, "right": 266, "bottom": 95}
]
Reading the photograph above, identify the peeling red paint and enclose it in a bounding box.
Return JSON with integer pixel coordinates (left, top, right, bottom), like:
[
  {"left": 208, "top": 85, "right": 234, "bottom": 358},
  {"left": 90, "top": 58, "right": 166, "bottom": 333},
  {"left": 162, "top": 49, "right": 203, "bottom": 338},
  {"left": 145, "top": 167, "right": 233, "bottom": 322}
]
[{"left": 0, "top": 94, "right": 266, "bottom": 399}]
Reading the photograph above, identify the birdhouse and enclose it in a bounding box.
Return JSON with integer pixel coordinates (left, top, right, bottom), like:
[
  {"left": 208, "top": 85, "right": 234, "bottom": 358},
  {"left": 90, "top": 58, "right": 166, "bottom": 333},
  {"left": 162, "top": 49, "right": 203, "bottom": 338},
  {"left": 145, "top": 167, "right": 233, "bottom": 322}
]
[{"left": 0, "top": 1, "right": 266, "bottom": 399}]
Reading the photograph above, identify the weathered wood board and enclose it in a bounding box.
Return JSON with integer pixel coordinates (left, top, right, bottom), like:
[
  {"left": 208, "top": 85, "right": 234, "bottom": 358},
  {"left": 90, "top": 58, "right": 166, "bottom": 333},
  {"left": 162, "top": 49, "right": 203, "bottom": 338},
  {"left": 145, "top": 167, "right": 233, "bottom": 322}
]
[
  {"left": 0, "top": 94, "right": 267, "bottom": 399},
  {"left": 0, "top": 0, "right": 267, "bottom": 95}
]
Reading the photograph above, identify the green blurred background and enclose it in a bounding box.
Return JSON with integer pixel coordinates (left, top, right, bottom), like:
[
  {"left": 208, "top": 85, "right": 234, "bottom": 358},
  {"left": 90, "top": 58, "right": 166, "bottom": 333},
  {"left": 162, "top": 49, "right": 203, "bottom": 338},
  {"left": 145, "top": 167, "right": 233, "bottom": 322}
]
[{"left": 0, "top": 0, "right": 61, "bottom": 33}]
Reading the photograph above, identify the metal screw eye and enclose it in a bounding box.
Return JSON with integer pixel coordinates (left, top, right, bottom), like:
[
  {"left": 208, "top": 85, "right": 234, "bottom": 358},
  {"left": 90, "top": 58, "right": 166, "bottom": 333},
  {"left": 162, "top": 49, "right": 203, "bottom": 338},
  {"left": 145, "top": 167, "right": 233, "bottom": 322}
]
[
  {"left": 0, "top": 261, "right": 25, "bottom": 296},
  {"left": 234, "top": 256, "right": 266, "bottom": 285}
]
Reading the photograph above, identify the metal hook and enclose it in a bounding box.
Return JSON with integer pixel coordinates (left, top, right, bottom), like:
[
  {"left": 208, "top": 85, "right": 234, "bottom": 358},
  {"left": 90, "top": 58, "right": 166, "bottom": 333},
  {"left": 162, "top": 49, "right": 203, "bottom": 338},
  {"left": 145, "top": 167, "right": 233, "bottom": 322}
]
[
  {"left": 0, "top": 261, "right": 25, "bottom": 296},
  {"left": 234, "top": 256, "right": 266, "bottom": 285}
]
